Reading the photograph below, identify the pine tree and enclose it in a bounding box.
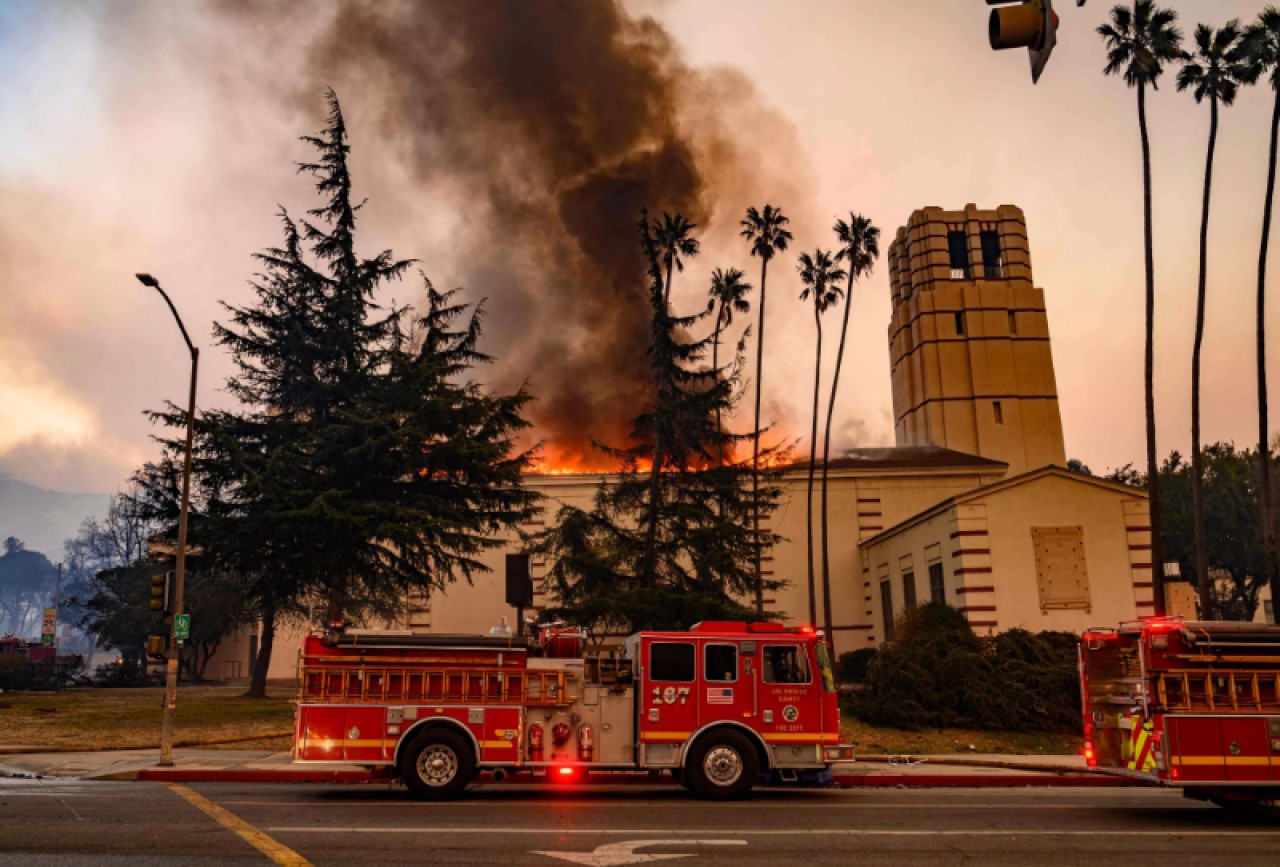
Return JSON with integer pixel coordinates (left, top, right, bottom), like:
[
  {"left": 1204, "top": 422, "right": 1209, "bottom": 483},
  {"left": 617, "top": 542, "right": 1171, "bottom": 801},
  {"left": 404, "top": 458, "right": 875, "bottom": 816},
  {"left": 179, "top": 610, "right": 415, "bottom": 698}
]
[
  {"left": 532, "top": 212, "right": 786, "bottom": 637},
  {"left": 142, "top": 91, "right": 538, "bottom": 691}
]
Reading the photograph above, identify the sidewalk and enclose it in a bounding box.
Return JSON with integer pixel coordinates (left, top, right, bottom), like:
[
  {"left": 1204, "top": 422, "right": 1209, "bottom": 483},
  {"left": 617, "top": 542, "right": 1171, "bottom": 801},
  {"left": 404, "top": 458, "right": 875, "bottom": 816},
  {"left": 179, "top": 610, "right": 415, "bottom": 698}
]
[{"left": 0, "top": 748, "right": 1125, "bottom": 787}]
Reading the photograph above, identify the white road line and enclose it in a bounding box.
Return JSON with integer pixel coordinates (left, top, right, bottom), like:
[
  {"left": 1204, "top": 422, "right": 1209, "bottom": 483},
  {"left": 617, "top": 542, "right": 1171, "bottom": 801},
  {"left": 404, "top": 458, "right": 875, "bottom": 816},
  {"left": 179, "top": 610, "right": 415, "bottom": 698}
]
[{"left": 265, "top": 827, "right": 1280, "bottom": 837}]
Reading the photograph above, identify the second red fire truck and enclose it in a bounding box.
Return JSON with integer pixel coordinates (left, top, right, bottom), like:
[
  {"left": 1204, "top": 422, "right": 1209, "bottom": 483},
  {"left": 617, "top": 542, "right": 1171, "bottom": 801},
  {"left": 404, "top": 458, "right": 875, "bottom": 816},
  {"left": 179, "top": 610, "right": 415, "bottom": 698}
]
[
  {"left": 1079, "top": 617, "right": 1280, "bottom": 809},
  {"left": 292, "top": 621, "right": 850, "bottom": 799}
]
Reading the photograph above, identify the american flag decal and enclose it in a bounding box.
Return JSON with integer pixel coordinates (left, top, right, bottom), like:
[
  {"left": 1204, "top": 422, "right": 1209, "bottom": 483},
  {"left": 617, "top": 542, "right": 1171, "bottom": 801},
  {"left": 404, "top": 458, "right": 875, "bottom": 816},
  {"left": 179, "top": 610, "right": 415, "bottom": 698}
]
[{"left": 706, "top": 687, "right": 733, "bottom": 705}]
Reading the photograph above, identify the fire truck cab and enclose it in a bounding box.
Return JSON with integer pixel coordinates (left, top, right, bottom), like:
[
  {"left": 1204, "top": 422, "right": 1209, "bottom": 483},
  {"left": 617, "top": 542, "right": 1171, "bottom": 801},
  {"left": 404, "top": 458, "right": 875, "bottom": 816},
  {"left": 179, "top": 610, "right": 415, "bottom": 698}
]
[
  {"left": 293, "top": 621, "right": 850, "bottom": 800},
  {"left": 1079, "top": 618, "right": 1280, "bottom": 810}
]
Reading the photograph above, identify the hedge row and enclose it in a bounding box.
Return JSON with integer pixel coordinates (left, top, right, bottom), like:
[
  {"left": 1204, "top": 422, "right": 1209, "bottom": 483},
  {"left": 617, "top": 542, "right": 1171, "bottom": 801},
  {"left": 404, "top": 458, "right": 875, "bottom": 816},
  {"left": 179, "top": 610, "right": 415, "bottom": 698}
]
[{"left": 842, "top": 603, "right": 1081, "bottom": 733}]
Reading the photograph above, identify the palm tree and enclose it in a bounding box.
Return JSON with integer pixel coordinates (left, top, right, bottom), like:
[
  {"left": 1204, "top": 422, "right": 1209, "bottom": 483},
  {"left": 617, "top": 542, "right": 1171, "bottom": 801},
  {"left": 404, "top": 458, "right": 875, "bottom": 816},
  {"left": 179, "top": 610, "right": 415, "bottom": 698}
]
[
  {"left": 798, "top": 250, "right": 846, "bottom": 628},
  {"left": 1178, "top": 20, "right": 1253, "bottom": 618},
  {"left": 825, "top": 214, "right": 880, "bottom": 640},
  {"left": 1099, "top": 1, "right": 1183, "bottom": 615},
  {"left": 1245, "top": 7, "right": 1280, "bottom": 629},
  {"left": 740, "top": 205, "right": 793, "bottom": 614},
  {"left": 654, "top": 212, "right": 700, "bottom": 307},
  {"left": 707, "top": 267, "right": 753, "bottom": 466}
]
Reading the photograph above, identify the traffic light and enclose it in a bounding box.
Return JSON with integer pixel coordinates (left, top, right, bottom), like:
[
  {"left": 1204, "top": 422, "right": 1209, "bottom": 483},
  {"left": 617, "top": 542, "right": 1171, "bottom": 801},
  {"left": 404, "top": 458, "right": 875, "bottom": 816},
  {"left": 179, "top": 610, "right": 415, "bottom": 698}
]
[
  {"left": 146, "top": 633, "right": 169, "bottom": 660},
  {"left": 986, "top": 0, "right": 1078, "bottom": 84},
  {"left": 150, "top": 570, "right": 172, "bottom": 613}
]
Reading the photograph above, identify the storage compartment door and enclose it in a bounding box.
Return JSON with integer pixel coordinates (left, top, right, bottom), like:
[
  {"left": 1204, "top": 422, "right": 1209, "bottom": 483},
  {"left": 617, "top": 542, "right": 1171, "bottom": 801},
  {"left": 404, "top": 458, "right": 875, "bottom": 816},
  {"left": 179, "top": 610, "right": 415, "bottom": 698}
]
[
  {"left": 343, "top": 706, "right": 389, "bottom": 763},
  {"left": 1221, "top": 717, "right": 1272, "bottom": 783},
  {"left": 1166, "top": 717, "right": 1225, "bottom": 782}
]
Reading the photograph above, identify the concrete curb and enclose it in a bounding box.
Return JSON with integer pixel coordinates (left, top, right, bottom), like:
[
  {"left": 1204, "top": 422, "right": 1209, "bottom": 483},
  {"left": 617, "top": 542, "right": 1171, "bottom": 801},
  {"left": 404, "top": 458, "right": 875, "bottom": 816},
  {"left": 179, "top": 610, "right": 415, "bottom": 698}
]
[
  {"left": 831, "top": 773, "right": 1134, "bottom": 788},
  {"left": 853, "top": 755, "right": 1094, "bottom": 775}
]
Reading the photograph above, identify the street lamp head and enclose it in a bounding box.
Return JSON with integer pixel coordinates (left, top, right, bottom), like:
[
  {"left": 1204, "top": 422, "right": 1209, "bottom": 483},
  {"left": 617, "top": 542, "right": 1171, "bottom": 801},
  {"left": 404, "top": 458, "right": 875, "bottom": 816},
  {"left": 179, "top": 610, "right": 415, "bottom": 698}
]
[{"left": 135, "top": 272, "right": 160, "bottom": 288}]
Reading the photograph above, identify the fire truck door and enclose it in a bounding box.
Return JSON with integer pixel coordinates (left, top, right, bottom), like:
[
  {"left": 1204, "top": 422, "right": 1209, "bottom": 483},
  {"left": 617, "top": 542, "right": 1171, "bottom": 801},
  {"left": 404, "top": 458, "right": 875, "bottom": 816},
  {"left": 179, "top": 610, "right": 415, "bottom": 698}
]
[
  {"left": 699, "top": 641, "right": 752, "bottom": 728},
  {"left": 643, "top": 640, "right": 699, "bottom": 743},
  {"left": 1220, "top": 717, "right": 1272, "bottom": 783},
  {"left": 758, "top": 642, "right": 822, "bottom": 748}
]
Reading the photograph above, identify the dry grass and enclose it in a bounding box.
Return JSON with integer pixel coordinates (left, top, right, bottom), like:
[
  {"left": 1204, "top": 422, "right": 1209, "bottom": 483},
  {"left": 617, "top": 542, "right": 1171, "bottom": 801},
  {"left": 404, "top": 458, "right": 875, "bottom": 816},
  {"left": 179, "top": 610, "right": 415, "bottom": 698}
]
[
  {"left": 841, "top": 717, "right": 1082, "bottom": 756},
  {"left": 1, "top": 684, "right": 1081, "bottom": 756},
  {"left": 0, "top": 685, "right": 294, "bottom": 751}
]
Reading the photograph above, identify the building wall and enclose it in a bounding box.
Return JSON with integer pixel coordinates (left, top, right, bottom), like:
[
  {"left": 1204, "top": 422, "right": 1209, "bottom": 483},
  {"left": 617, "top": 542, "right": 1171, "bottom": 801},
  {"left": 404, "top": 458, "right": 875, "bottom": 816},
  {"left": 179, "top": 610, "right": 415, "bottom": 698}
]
[
  {"left": 861, "top": 474, "right": 1150, "bottom": 643},
  {"left": 208, "top": 462, "right": 1010, "bottom": 680},
  {"left": 888, "top": 205, "right": 1066, "bottom": 474}
]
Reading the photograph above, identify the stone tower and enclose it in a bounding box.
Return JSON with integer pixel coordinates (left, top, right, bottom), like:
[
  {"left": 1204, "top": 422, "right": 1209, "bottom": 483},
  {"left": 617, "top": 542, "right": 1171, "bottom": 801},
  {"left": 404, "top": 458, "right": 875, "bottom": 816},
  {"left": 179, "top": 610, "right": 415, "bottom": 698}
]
[{"left": 887, "top": 204, "right": 1066, "bottom": 475}]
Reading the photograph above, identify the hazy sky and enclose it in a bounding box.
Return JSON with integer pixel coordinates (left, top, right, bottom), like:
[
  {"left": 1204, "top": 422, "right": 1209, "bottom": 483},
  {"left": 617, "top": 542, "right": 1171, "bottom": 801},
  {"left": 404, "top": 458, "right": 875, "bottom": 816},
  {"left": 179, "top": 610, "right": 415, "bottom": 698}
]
[{"left": 1, "top": 0, "right": 1277, "bottom": 493}]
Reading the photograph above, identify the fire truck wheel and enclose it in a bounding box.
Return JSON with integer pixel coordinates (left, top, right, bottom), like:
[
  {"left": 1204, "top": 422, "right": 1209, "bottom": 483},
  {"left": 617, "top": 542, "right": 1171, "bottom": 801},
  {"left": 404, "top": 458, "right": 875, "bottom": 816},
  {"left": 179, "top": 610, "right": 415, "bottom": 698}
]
[
  {"left": 685, "top": 729, "right": 759, "bottom": 800},
  {"left": 400, "top": 728, "right": 475, "bottom": 800}
]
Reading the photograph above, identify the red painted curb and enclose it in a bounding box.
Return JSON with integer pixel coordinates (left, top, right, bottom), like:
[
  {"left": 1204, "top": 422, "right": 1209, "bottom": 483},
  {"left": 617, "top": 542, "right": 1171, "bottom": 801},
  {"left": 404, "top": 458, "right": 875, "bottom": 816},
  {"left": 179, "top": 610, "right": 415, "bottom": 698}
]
[
  {"left": 831, "top": 773, "right": 1133, "bottom": 788},
  {"left": 137, "top": 768, "right": 391, "bottom": 784}
]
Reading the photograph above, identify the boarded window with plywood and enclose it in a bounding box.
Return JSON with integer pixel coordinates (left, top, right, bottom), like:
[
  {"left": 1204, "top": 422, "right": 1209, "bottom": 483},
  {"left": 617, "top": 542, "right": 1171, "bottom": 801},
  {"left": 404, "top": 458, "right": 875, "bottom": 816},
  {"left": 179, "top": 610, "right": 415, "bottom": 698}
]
[{"left": 1031, "top": 526, "right": 1091, "bottom": 610}]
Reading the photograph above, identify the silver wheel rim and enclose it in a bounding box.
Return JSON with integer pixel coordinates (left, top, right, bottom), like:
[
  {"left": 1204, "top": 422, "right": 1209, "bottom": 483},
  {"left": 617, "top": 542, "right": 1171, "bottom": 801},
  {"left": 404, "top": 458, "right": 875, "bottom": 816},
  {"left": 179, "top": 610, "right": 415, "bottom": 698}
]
[
  {"left": 703, "top": 745, "right": 744, "bottom": 787},
  {"left": 417, "top": 744, "right": 459, "bottom": 787}
]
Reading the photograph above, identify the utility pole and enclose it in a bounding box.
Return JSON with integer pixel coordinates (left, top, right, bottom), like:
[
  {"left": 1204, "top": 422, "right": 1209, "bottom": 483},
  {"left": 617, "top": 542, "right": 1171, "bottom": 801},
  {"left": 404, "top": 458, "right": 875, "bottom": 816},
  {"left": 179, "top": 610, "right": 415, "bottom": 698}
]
[
  {"left": 52, "top": 563, "right": 61, "bottom": 657},
  {"left": 136, "top": 273, "right": 198, "bottom": 768}
]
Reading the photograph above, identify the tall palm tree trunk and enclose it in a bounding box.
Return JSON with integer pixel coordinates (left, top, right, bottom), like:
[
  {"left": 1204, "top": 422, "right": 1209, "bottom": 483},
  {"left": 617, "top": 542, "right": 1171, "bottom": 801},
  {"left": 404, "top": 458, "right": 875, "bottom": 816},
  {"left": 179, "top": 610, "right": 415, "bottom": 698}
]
[
  {"left": 1138, "top": 83, "right": 1167, "bottom": 615},
  {"left": 751, "top": 259, "right": 770, "bottom": 614},
  {"left": 806, "top": 306, "right": 823, "bottom": 626},
  {"left": 1260, "top": 87, "right": 1280, "bottom": 621},
  {"left": 713, "top": 309, "right": 724, "bottom": 467},
  {"left": 1191, "top": 95, "right": 1219, "bottom": 617},
  {"left": 820, "top": 271, "right": 856, "bottom": 641}
]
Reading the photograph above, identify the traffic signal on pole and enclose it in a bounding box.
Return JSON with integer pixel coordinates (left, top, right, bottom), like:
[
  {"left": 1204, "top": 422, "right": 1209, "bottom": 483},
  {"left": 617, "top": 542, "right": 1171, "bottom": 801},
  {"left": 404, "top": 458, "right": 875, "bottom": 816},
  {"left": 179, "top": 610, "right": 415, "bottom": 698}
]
[
  {"left": 146, "top": 633, "right": 169, "bottom": 660},
  {"left": 150, "top": 570, "right": 172, "bottom": 613},
  {"left": 987, "top": 0, "right": 1061, "bottom": 83}
]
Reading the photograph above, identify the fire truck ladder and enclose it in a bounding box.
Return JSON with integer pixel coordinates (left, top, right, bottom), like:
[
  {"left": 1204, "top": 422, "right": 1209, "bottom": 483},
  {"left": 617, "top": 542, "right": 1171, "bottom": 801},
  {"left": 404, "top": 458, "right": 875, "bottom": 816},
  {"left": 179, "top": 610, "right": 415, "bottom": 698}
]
[
  {"left": 1155, "top": 668, "right": 1280, "bottom": 713},
  {"left": 299, "top": 658, "right": 577, "bottom": 708}
]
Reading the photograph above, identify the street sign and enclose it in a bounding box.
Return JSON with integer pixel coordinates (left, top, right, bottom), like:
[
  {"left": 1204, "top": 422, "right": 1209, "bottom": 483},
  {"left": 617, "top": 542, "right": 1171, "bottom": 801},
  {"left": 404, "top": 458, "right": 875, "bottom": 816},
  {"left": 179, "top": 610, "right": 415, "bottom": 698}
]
[
  {"left": 41, "top": 608, "right": 57, "bottom": 646},
  {"left": 174, "top": 613, "right": 191, "bottom": 642}
]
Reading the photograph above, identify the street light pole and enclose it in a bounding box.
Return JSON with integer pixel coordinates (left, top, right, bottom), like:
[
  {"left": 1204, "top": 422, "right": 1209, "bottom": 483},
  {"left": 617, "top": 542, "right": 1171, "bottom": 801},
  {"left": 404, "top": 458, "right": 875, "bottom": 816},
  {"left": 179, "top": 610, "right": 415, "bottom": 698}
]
[{"left": 136, "top": 273, "right": 198, "bottom": 768}]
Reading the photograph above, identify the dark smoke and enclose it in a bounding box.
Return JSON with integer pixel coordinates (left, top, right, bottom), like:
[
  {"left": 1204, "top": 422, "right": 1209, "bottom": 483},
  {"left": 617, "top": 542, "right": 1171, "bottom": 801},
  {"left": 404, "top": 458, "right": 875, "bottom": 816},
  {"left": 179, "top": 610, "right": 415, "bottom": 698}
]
[{"left": 300, "top": 0, "right": 730, "bottom": 468}]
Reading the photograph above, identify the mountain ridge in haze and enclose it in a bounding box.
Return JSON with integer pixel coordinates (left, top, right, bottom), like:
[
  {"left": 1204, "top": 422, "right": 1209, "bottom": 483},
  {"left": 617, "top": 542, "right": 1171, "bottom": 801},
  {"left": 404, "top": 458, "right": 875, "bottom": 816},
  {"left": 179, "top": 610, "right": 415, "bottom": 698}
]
[{"left": 0, "top": 477, "right": 109, "bottom": 559}]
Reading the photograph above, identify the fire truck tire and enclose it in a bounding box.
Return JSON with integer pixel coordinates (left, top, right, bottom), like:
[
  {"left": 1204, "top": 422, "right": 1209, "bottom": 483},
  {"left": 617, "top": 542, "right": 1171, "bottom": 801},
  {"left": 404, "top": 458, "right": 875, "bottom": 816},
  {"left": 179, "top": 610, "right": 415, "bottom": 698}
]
[
  {"left": 399, "top": 728, "right": 475, "bottom": 800},
  {"left": 684, "top": 729, "right": 759, "bottom": 800}
]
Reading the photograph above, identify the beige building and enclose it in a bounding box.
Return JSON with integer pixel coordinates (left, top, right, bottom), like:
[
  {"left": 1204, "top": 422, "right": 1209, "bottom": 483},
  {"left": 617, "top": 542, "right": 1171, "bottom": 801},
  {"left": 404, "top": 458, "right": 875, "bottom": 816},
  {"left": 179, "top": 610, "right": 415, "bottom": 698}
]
[
  {"left": 210, "top": 204, "right": 1162, "bottom": 681},
  {"left": 889, "top": 205, "right": 1066, "bottom": 475}
]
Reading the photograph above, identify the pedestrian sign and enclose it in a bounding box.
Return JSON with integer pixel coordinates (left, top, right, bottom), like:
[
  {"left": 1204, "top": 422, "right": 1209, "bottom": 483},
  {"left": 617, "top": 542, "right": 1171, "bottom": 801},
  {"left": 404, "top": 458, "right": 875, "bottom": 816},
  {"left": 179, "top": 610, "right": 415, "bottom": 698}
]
[{"left": 174, "top": 613, "right": 191, "bottom": 642}]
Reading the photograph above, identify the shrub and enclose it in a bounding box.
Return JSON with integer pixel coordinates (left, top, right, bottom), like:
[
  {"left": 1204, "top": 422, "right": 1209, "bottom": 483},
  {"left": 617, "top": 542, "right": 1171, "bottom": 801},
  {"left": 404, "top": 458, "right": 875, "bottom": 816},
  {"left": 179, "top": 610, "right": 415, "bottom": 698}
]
[
  {"left": 0, "top": 654, "right": 30, "bottom": 691},
  {"left": 849, "top": 603, "right": 1081, "bottom": 733},
  {"left": 838, "top": 648, "right": 878, "bottom": 683}
]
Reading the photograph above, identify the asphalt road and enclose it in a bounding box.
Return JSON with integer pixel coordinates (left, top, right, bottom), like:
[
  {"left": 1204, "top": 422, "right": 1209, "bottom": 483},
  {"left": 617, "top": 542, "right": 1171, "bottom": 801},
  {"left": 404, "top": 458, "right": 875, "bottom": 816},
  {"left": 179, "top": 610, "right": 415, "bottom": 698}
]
[{"left": 1, "top": 778, "right": 1279, "bottom": 866}]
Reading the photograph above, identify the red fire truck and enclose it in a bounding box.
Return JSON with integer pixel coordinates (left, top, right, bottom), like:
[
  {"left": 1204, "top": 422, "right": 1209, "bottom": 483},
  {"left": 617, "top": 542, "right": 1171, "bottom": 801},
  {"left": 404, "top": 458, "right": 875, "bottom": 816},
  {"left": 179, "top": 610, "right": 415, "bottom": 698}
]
[
  {"left": 1079, "top": 617, "right": 1280, "bottom": 809},
  {"left": 292, "top": 621, "right": 850, "bottom": 799}
]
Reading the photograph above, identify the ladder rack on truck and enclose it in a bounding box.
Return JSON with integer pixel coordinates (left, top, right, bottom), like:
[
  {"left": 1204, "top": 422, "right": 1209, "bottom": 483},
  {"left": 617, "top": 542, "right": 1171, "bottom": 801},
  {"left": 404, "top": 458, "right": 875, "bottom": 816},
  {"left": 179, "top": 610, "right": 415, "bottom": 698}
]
[
  {"left": 292, "top": 621, "right": 852, "bottom": 800},
  {"left": 298, "top": 656, "right": 578, "bottom": 708}
]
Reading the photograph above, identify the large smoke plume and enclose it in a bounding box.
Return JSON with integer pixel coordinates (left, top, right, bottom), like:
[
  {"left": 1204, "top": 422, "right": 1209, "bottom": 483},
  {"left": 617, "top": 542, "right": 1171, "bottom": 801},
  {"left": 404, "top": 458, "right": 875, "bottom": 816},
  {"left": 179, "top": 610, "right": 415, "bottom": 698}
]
[{"left": 289, "top": 0, "right": 813, "bottom": 469}]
